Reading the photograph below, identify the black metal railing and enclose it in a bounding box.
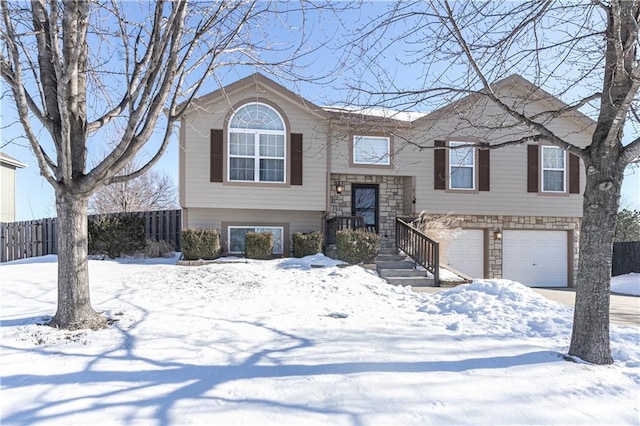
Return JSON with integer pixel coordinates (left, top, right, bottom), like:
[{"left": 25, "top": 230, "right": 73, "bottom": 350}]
[
  {"left": 325, "top": 216, "right": 365, "bottom": 245},
  {"left": 395, "top": 217, "right": 439, "bottom": 286}
]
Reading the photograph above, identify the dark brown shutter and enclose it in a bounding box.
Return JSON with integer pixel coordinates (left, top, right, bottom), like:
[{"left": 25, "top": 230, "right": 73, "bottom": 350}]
[
  {"left": 291, "top": 133, "right": 303, "bottom": 186},
  {"left": 527, "top": 144, "right": 539, "bottom": 193},
  {"left": 478, "top": 147, "right": 490, "bottom": 191},
  {"left": 210, "top": 129, "right": 223, "bottom": 183},
  {"left": 434, "top": 140, "right": 446, "bottom": 190},
  {"left": 569, "top": 153, "right": 580, "bottom": 194}
]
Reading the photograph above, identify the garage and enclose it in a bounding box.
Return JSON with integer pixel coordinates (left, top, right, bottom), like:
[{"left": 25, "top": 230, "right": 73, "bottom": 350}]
[
  {"left": 503, "top": 230, "right": 568, "bottom": 287},
  {"left": 443, "top": 230, "right": 485, "bottom": 279}
]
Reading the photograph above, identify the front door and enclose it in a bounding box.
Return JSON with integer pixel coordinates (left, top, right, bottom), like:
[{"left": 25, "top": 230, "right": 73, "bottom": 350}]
[{"left": 351, "top": 184, "right": 378, "bottom": 232}]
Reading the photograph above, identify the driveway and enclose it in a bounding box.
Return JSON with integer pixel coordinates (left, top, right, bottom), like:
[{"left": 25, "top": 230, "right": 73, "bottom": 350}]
[
  {"left": 532, "top": 288, "right": 639, "bottom": 327},
  {"left": 414, "top": 286, "right": 639, "bottom": 327}
]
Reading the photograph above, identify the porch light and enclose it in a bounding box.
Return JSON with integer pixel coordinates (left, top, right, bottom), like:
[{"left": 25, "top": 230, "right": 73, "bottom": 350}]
[
  {"left": 494, "top": 230, "right": 503, "bottom": 241},
  {"left": 336, "top": 183, "right": 344, "bottom": 194}
]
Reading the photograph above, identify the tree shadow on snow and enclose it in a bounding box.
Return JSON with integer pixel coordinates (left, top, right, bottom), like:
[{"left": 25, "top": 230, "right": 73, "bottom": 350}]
[
  {"left": 0, "top": 316, "right": 52, "bottom": 327},
  {"left": 0, "top": 315, "right": 565, "bottom": 426}
]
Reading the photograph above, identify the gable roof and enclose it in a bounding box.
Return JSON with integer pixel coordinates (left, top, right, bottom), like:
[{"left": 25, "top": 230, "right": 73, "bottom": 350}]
[
  {"left": 183, "top": 72, "right": 596, "bottom": 133},
  {"left": 0, "top": 152, "right": 27, "bottom": 169},
  {"left": 413, "top": 74, "right": 597, "bottom": 130},
  {"left": 185, "top": 73, "right": 333, "bottom": 120}
]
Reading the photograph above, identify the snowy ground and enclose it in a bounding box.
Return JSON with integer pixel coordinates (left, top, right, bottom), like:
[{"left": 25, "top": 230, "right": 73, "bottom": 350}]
[
  {"left": 612, "top": 272, "right": 640, "bottom": 296},
  {"left": 1, "top": 254, "right": 639, "bottom": 425}
]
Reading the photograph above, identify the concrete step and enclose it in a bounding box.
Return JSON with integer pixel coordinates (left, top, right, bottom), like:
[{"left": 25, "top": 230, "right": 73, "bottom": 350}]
[
  {"left": 378, "top": 268, "right": 427, "bottom": 278},
  {"left": 374, "top": 260, "right": 415, "bottom": 270},
  {"left": 325, "top": 244, "right": 337, "bottom": 259},
  {"left": 374, "top": 253, "right": 407, "bottom": 262},
  {"left": 377, "top": 247, "right": 398, "bottom": 255},
  {"left": 384, "top": 276, "right": 436, "bottom": 287}
]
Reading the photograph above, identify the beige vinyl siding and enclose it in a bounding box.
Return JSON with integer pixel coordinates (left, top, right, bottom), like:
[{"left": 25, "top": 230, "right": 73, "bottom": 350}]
[
  {"left": 181, "top": 86, "right": 328, "bottom": 212},
  {"left": 402, "top": 176, "right": 415, "bottom": 216},
  {"left": 1, "top": 164, "right": 17, "bottom": 222},
  {"left": 186, "top": 207, "right": 323, "bottom": 255},
  {"left": 415, "top": 96, "right": 589, "bottom": 217},
  {"left": 187, "top": 208, "right": 322, "bottom": 231},
  {"left": 412, "top": 142, "right": 586, "bottom": 217},
  {"left": 330, "top": 93, "right": 591, "bottom": 218},
  {"left": 329, "top": 130, "right": 418, "bottom": 176},
  {"left": 181, "top": 75, "right": 593, "bottom": 220}
]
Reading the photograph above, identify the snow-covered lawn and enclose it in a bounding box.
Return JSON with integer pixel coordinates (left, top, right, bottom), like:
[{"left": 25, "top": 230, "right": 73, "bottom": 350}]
[{"left": 1, "top": 254, "right": 639, "bottom": 425}]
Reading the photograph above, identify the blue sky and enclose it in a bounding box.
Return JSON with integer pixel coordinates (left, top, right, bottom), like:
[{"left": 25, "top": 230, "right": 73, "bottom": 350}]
[{"left": 1, "top": 3, "right": 638, "bottom": 220}]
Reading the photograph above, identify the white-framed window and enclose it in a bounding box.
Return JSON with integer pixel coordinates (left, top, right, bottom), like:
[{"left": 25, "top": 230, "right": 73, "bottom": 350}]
[
  {"left": 353, "top": 135, "right": 390, "bottom": 165},
  {"left": 449, "top": 141, "right": 475, "bottom": 190},
  {"left": 228, "top": 103, "right": 286, "bottom": 183},
  {"left": 542, "top": 146, "right": 565, "bottom": 192},
  {"left": 228, "top": 226, "right": 284, "bottom": 255}
]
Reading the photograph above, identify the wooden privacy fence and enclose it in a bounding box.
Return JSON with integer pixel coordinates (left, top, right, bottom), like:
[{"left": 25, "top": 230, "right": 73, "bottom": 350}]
[
  {"left": 612, "top": 241, "right": 640, "bottom": 276},
  {"left": 0, "top": 217, "right": 57, "bottom": 263},
  {"left": 1, "top": 209, "right": 182, "bottom": 263}
]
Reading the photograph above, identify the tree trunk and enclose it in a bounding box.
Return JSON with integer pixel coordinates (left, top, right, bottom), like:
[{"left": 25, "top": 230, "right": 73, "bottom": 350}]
[
  {"left": 49, "top": 191, "right": 106, "bottom": 330},
  {"left": 568, "top": 152, "right": 625, "bottom": 365}
]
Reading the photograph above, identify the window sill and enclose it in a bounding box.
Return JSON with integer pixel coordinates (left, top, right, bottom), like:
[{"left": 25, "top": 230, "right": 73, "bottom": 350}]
[
  {"left": 537, "top": 191, "right": 571, "bottom": 197},
  {"left": 445, "top": 188, "right": 479, "bottom": 194},
  {"left": 348, "top": 162, "right": 394, "bottom": 169},
  {"left": 223, "top": 181, "right": 291, "bottom": 188}
]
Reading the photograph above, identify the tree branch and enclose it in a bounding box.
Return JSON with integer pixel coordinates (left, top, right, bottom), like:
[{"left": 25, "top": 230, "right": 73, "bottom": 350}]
[
  {"left": 0, "top": 0, "right": 59, "bottom": 186},
  {"left": 621, "top": 136, "right": 640, "bottom": 165},
  {"left": 529, "top": 92, "right": 602, "bottom": 121},
  {"left": 390, "top": 132, "right": 544, "bottom": 151},
  {"left": 438, "top": 0, "right": 586, "bottom": 159}
]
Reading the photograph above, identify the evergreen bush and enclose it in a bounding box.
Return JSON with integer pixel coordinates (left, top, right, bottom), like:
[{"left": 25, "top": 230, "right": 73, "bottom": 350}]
[
  {"left": 245, "top": 231, "right": 273, "bottom": 259},
  {"left": 181, "top": 228, "right": 220, "bottom": 260},
  {"left": 292, "top": 231, "right": 323, "bottom": 258},
  {"left": 335, "top": 228, "right": 380, "bottom": 264},
  {"left": 88, "top": 215, "right": 146, "bottom": 258}
]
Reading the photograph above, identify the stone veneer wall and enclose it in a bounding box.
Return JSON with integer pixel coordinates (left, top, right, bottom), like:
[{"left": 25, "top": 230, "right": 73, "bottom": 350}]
[
  {"left": 329, "top": 174, "right": 408, "bottom": 248},
  {"left": 426, "top": 214, "right": 581, "bottom": 286}
]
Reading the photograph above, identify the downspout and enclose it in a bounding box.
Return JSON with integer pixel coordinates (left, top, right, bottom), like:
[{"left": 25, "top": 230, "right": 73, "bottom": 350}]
[
  {"left": 323, "top": 119, "right": 334, "bottom": 249},
  {"left": 326, "top": 118, "right": 333, "bottom": 213}
]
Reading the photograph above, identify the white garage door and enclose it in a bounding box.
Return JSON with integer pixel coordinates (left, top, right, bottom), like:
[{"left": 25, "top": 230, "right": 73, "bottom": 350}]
[
  {"left": 503, "top": 230, "right": 568, "bottom": 287},
  {"left": 443, "top": 230, "right": 484, "bottom": 279}
]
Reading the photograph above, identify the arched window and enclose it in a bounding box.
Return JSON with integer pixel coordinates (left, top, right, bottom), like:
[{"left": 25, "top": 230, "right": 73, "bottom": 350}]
[{"left": 228, "top": 103, "right": 286, "bottom": 182}]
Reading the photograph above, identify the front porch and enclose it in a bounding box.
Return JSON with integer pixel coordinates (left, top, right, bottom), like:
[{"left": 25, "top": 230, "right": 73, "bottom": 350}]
[
  {"left": 325, "top": 174, "right": 468, "bottom": 287},
  {"left": 323, "top": 215, "right": 446, "bottom": 287},
  {"left": 328, "top": 174, "right": 414, "bottom": 249}
]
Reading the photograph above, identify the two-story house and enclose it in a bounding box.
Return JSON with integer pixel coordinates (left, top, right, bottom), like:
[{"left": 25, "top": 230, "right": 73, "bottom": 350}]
[{"left": 179, "top": 73, "right": 593, "bottom": 288}]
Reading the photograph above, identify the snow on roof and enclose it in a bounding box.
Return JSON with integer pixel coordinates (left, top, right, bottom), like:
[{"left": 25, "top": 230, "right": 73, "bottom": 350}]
[{"left": 323, "top": 106, "right": 428, "bottom": 122}]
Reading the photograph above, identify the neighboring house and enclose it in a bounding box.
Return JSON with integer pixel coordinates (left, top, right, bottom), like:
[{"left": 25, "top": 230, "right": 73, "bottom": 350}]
[
  {"left": 0, "top": 152, "right": 27, "bottom": 222},
  {"left": 179, "top": 73, "right": 593, "bottom": 288}
]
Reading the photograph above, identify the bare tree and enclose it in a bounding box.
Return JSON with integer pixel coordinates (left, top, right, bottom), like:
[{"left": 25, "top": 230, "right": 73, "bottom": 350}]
[
  {"left": 89, "top": 162, "right": 177, "bottom": 214},
  {"left": 340, "top": 1, "right": 639, "bottom": 365},
  {"left": 0, "top": 0, "right": 313, "bottom": 330}
]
